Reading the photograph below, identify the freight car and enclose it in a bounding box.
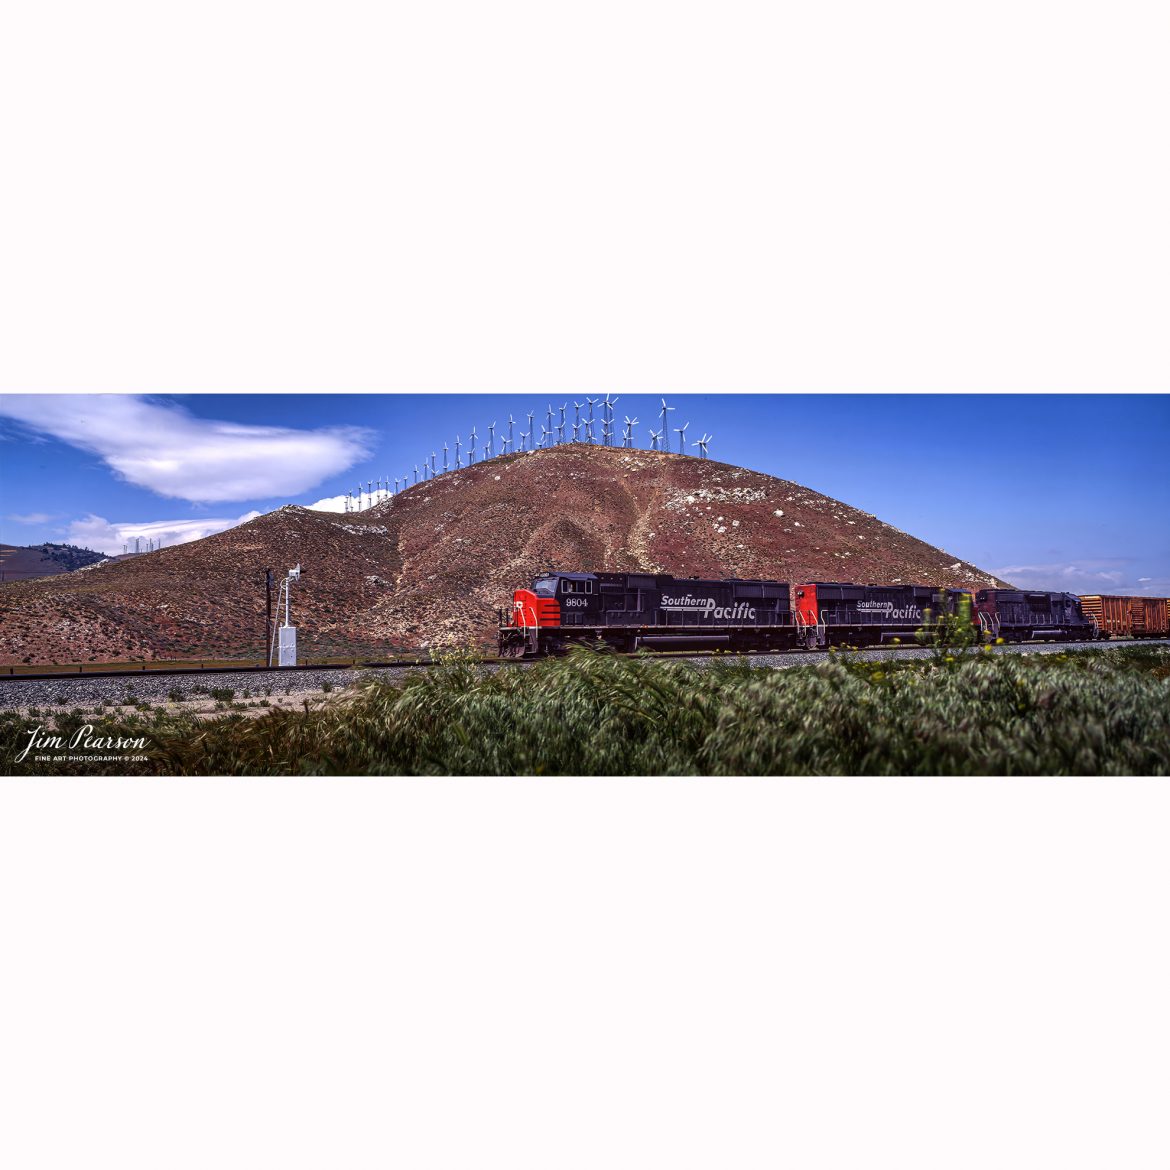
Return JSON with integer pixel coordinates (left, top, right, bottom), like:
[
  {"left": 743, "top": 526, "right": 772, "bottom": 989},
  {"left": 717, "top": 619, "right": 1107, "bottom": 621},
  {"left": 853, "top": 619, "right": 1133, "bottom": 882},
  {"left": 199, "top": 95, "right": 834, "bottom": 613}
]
[
  {"left": 973, "top": 589, "right": 1099, "bottom": 642},
  {"left": 1079, "top": 594, "right": 1170, "bottom": 640},
  {"left": 792, "top": 582, "right": 971, "bottom": 648},
  {"left": 497, "top": 571, "right": 803, "bottom": 657}
]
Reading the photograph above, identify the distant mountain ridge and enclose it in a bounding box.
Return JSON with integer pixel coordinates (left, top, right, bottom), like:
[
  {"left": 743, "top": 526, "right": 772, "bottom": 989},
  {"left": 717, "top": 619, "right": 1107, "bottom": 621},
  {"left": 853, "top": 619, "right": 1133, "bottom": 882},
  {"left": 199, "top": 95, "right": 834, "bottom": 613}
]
[
  {"left": 0, "top": 542, "right": 107, "bottom": 583},
  {"left": 0, "top": 446, "right": 1012, "bottom": 664}
]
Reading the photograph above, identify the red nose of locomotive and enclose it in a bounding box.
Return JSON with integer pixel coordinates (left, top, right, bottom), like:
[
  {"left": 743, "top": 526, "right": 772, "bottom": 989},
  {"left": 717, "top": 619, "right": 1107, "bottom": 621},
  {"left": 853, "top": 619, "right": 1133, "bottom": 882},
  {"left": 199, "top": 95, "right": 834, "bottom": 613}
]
[{"left": 511, "top": 588, "right": 561, "bottom": 628}]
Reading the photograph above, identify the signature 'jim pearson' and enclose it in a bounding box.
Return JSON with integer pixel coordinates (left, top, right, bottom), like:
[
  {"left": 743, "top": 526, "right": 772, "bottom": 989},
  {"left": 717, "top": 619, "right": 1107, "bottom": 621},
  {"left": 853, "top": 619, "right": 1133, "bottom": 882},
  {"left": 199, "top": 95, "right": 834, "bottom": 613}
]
[{"left": 15, "top": 724, "right": 149, "bottom": 764}]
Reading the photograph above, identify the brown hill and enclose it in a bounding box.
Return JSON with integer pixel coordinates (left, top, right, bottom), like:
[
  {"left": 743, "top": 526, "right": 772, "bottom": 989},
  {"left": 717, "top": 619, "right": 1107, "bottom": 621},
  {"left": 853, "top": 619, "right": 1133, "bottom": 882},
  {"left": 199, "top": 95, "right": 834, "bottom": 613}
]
[
  {"left": 0, "top": 542, "right": 108, "bottom": 582},
  {"left": 0, "top": 445, "right": 1011, "bottom": 664}
]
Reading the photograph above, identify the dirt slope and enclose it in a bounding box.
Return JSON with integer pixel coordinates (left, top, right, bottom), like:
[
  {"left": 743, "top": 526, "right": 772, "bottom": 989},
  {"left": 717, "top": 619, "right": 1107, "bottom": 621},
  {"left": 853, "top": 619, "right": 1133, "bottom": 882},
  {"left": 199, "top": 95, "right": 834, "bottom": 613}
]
[
  {"left": 0, "top": 542, "right": 107, "bottom": 582},
  {"left": 0, "top": 445, "right": 1011, "bottom": 664}
]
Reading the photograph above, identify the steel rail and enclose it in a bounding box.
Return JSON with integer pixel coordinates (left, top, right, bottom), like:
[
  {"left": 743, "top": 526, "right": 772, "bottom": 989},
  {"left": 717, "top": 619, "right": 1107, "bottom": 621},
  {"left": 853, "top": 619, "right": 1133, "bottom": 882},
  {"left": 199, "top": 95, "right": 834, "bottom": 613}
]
[{"left": 4, "top": 637, "right": 1167, "bottom": 682}]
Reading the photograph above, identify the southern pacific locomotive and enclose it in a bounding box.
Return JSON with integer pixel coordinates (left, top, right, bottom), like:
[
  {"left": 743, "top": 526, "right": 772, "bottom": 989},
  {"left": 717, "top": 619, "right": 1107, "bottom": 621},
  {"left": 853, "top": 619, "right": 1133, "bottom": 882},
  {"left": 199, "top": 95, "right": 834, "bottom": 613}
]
[
  {"left": 497, "top": 571, "right": 1130, "bottom": 658},
  {"left": 498, "top": 572, "right": 802, "bottom": 657}
]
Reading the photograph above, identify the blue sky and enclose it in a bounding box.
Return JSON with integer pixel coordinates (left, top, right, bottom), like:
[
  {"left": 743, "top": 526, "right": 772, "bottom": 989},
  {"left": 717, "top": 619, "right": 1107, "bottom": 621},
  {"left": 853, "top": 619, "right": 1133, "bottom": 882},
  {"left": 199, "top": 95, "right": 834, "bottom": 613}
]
[{"left": 1, "top": 393, "right": 1167, "bottom": 594}]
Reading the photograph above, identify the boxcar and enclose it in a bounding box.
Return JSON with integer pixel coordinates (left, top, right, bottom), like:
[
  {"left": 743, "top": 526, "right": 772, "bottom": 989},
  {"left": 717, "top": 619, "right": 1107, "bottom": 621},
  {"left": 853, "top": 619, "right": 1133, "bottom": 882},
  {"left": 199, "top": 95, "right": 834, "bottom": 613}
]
[
  {"left": 1078, "top": 594, "right": 1131, "bottom": 638},
  {"left": 1130, "top": 596, "right": 1170, "bottom": 638},
  {"left": 1083, "top": 595, "right": 1170, "bottom": 639},
  {"left": 974, "top": 589, "right": 1097, "bottom": 642},
  {"left": 499, "top": 571, "right": 800, "bottom": 656},
  {"left": 793, "top": 582, "right": 971, "bottom": 647}
]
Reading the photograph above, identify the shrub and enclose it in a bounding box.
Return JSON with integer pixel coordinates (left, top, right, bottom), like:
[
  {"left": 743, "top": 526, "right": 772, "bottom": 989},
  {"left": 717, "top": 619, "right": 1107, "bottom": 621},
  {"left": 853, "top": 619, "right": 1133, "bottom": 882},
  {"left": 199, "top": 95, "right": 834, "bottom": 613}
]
[
  {"left": 3, "top": 648, "right": 1167, "bottom": 777},
  {"left": 916, "top": 592, "right": 981, "bottom": 664}
]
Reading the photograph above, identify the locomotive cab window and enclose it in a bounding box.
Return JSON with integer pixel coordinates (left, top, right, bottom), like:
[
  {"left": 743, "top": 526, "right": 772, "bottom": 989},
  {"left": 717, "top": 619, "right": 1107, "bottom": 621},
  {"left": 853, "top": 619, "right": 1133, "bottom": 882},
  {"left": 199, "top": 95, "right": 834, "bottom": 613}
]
[
  {"left": 561, "top": 579, "right": 594, "bottom": 595},
  {"left": 533, "top": 578, "right": 558, "bottom": 597}
]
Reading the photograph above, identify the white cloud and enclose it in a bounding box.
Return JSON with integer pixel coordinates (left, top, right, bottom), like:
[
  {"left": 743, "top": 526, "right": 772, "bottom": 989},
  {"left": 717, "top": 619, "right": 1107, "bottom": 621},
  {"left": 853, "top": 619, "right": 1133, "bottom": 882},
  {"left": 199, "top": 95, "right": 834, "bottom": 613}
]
[
  {"left": 0, "top": 395, "right": 373, "bottom": 503},
  {"left": 305, "top": 494, "right": 351, "bottom": 514},
  {"left": 304, "top": 489, "right": 392, "bottom": 513},
  {"left": 66, "top": 511, "right": 261, "bottom": 555},
  {"left": 992, "top": 562, "right": 1126, "bottom": 590},
  {"left": 5, "top": 511, "right": 55, "bottom": 524},
  {"left": 990, "top": 560, "right": 1170, "bottom": 595}
]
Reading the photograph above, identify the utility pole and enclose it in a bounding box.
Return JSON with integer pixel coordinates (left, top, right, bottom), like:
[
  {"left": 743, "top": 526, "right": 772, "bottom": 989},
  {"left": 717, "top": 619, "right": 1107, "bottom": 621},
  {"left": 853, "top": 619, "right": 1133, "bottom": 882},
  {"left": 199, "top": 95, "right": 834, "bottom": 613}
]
[{"left": 265, "top": 567, "right": 274, "bottom": 667}]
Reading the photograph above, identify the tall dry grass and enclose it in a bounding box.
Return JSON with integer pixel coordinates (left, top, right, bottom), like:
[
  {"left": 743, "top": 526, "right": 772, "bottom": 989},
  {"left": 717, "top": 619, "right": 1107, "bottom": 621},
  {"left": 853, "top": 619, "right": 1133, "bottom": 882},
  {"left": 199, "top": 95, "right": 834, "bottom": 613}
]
[{"left": 3, "top": 646, "right": 1168, "bottom": 776}]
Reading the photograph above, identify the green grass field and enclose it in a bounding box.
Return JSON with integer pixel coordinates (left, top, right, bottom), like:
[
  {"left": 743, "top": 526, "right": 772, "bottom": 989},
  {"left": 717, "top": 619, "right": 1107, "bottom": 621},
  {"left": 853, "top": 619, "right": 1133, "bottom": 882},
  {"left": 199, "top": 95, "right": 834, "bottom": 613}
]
[{"left": 4, "top": 645, "right": 1168, "bottom": 776}]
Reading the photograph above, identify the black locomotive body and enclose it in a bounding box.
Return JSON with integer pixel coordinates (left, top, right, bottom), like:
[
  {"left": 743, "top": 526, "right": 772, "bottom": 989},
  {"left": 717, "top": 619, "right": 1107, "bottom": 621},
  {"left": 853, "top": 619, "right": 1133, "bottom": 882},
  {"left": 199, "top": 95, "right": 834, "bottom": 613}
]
[
  {"left": 973, "top": 589, "right": 1099, "bottom": 642},
  {"left": 793, "top": 582, "right": 972, "bottom": 647},
  {"left": 499, "top": 571, "right": 801, "bottom": 657}
]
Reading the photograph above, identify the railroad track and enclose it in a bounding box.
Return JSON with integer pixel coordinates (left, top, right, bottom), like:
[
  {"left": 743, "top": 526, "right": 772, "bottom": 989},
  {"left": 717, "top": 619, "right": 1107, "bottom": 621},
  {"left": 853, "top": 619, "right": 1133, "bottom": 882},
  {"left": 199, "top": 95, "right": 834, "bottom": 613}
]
[{"left": 3, "top": 637, "right": 1167, "bottom": 684}]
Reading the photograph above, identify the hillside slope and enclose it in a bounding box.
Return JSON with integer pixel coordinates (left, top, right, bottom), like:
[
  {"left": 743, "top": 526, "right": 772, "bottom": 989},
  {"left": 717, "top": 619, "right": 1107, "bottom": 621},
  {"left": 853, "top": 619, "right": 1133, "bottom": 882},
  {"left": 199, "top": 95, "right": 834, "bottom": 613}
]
[
  {"left": 0, "top": 446, "right": 1010, "bottom": 664},
  {"left": 0, "top": 542, "right": 107, "bottom": 582}
]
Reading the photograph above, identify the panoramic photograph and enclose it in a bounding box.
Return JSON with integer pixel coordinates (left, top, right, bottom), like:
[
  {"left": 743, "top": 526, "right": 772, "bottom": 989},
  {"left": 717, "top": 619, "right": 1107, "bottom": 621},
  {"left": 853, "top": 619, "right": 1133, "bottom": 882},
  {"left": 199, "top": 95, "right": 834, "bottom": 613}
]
[{"left": 2, "top": 391, "right": 1167, "bottom": 776}]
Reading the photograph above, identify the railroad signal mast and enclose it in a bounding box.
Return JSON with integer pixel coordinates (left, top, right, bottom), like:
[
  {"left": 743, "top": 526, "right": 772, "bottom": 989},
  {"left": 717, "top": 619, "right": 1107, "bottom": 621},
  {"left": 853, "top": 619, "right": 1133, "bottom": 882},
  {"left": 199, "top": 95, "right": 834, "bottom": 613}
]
[{"left": 269, "top": 564, "right": 301, "bottom": 667}]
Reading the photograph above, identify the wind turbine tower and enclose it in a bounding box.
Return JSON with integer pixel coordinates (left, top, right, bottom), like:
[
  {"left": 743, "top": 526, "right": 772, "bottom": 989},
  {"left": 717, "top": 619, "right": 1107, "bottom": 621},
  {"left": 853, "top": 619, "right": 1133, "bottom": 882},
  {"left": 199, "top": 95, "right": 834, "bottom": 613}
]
[
  {"left": 660, "top": 397, "right": 675, "bottom": 441},
  {"left": 675, "top": 421, "right": 689, "bottom": 453},
  {"left": 488, "top": 421, "right": 496, "bottom": 458},
  {"left": 602, "top": 394, "right": 619, "bottom": 445}
]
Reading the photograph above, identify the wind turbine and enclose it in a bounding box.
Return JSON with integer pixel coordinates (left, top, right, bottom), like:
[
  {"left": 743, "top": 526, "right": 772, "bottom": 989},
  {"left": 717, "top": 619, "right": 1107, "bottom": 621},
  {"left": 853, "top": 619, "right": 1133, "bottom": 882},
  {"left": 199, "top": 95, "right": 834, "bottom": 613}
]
[
  {"left": 468, "top": 426, "right": 478, "bottom": 464},
  {"left": 585, "top": 398, "right": 597, "bottom": 444},
  {"left": 572, "top": 401, "right": 584, "bottom": 442},
  {"left": 442, "top": 442, "right": 449, "bottom": 473},
  {"left": 488, "top": 421, "right": 496, "bottom": 457},
  {"left": 623, "top": 415, "right": 639, "bottom": 447},
  {"left": 601, "top": 394, "right": 618, "bottom": 444},
  {"left": 660, "top": 397, "right": 675, "bottom": 438},
  {"left": 454, "top": 434, "right": 462, "bottom": 468},
  {"left": 540, "top": 424, "right": 552, "bottom": 447},
  {"left": 698, "top": 432, "right": 713, "bottom": 458},
  {"left": 394, "top": 477, "right": 400, "bottom": 493},
  {"left": 648, "top": 427, "right": 663, "bottom": 451},
  {"left": 507, "top": 414, "right": 515, "bottom": 451},
  {"left": 557, "top": 404, "right": 567, "bottom": 444},
  {"left": 519, "top": 428, "right": 529, "bottom": 452},
  {"left": 675, "top": 421, "right": 689, "bottom": 453}
]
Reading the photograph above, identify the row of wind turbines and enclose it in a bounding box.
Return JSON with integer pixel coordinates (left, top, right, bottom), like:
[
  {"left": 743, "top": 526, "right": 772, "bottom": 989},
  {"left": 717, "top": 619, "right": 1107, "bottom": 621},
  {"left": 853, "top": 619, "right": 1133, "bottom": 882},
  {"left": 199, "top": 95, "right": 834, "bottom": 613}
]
[{"left": 344, "top": 396, "right": 713, "bottom": 512}]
